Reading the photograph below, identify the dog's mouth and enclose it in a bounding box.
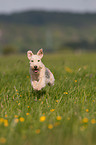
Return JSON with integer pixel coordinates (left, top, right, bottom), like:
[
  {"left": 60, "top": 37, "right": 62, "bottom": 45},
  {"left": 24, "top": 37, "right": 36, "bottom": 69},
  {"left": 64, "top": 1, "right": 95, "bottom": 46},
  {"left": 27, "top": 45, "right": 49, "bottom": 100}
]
[{"left": 33, "top": 68, "right": 39, "bottom": 73}]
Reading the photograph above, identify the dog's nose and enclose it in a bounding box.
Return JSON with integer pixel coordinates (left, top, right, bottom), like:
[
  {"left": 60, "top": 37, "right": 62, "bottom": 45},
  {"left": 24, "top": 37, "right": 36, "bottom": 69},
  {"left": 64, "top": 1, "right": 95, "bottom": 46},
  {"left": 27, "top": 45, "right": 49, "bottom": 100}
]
[{"left": 34, "top": 65, "right": 37, "bottom": 69}]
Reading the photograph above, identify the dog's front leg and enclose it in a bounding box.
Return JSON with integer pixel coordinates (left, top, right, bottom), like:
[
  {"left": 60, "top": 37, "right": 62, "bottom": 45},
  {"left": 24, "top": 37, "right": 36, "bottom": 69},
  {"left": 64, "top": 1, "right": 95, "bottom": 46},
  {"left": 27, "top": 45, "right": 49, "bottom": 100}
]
[
  {"left": 31, "top": 81, "right": 38, "bottom": 90},
  {"left": 35, "top": 79, "right": 46, "bottom": 91}
]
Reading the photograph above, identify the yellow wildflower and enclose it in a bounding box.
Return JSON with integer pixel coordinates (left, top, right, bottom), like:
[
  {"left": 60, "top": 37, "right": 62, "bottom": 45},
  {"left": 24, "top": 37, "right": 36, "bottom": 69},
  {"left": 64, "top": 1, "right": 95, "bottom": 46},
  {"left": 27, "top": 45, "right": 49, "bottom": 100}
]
[
  {"left": 56, "top": 116, "right": 62, "bottom": 121},
  {"left": 27, "top": 76, "right": 29, "bottom": 78},
  {"left": 35, "top": 129, "right": 40, "bottom": 134},
  {"left": 4, "top": 119, "right": 8, "bottom": 127},
  {"left": 26, "top": 113, "right": 29, "bottom": 116},
  {"left": 48, "top": 124, "right": 53, "bottom": 129},
  {"left": 14, "top": 115, "right": 18, "bottom": 118},
  {"left": 27, "top": 106, "right": 30, "bottom": 108},
  {"left": 0, "top": 137, "right": 6, "bottom": 144},
  {"left": 56, "top": 100, "right": 59, "bottom": 103},
  {"left": 0, "top": 118, "right": 4, "bottom": 123},
  {"left": 75, "top": 80, "right": 77, "bottom": 82},
  {"left": 18, "top": 103, "right": 20, "bottom": 106},
  {"left": 40, "top": 116, "right": 46, "bottom": 122},
  {"left": 5, "top": 115, "right": 7, "bottom": 118},
  {"left": 82, "top": 117, "right": 88, "bottom": 123},
  {"left": 86, "top": 109, "right": 89, "bottom": 112},
  {"left": 50, "top": 109, "right": 55, "bottom": 112},
  {"left": 64, "top": 92, "right": 68, "bottom": 94},
  {"left": 91, "top": 119, "right": 95, "bottom": 124},
  {"left": 20, "top": 117, "right": 25, "bottom": 122}
]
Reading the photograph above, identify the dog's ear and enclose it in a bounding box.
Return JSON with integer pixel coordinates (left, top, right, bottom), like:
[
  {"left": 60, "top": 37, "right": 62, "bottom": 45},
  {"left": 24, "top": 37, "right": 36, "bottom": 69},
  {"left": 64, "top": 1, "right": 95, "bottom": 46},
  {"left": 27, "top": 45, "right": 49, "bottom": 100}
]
[
  {"left": 27, "top": 50, "right": 33, "bottom": 60},
  {"left": 37, "top": 48, "right": 43, "bottom": 59}
]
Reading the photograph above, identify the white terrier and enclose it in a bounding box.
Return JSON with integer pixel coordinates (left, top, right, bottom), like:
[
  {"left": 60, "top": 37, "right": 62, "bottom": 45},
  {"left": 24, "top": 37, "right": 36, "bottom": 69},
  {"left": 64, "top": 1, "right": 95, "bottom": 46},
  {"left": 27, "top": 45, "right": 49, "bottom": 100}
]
[{"left": 27, "top": 49, "right": 55, "bottom": 91}]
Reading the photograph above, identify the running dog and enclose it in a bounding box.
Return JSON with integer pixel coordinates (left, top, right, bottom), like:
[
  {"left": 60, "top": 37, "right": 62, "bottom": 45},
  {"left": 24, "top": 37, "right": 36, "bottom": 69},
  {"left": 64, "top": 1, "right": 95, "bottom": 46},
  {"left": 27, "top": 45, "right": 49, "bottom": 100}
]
[{"left": 27, "top": 49, "right": 55, "bottom": 91}]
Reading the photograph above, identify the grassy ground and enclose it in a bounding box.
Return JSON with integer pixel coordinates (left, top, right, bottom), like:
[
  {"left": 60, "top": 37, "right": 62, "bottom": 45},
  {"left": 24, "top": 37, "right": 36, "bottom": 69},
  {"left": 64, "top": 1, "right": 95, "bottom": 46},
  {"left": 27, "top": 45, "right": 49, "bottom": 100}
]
[{"left": 0, "top": 52, "right": 96, "bottom": 145}]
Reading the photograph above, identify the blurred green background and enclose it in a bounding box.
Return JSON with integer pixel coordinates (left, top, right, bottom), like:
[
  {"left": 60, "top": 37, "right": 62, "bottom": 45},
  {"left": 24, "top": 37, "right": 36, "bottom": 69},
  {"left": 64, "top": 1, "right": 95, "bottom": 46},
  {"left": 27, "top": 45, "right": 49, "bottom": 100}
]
[{"left": 0, "top": 11, "right": 96, "bottom": 54}]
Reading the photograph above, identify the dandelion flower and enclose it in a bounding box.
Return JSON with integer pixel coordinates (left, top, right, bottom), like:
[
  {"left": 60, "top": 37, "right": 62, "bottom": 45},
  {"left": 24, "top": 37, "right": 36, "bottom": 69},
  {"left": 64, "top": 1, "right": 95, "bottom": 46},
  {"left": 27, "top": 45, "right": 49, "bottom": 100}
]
[
  {"left": 75, "top": 80, "right": 77, "bottom": 82},
  {"left": 18, "top": 103, "right": 20, "bottom": 106},
  {"left": 20, "top": 117, "right": 25, "bottom": 122},
  {"left": 91, "top": 119, "right": 95, "bottom": 124},
  {"left": 64, "top": 92, "right": 68, "bottom": 94},
  {"left": 56, "top": 116, "right": 62, "bottom": 121},
  {"left": 4, "top": 119, "right": 8, "bottom": 127},
  {"left": 26, "top": 113, "right": 29, "bottom": 116},
  {"left": 0, "top": 118, "right": 4, "bottom": 124},
  {"left": 14, "top": 115, "right": 18, "bottom": 118},
  {"left": 86, "top": 109, "right": 89, "bottom": 112},
  {"left": 27, "top": 106, "right": 30, "bottom": 108},
  {"left": 48, "top": 124, "right": 53, "bottom": 129},
  {"left": 50, "top": 109, "right": 55, "bottom": 112},
  {"left": 0, "top": 137, "right": 6, "bottom": 144},
  {"left": 82, "top": 117, "right": 88, "bottom": 123},
  {"left": 40, "top": 116, "right": 46, "bottom": 122},
  {"left": 5, "top": 115, "right": 7, "bottom": 118}
]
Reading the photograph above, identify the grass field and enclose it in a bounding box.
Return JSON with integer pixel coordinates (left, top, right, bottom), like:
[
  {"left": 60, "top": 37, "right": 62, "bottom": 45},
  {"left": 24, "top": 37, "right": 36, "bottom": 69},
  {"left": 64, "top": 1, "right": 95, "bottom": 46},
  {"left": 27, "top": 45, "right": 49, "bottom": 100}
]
[{"left": 0, "top": 52, "right": 96, "bottom": 145}]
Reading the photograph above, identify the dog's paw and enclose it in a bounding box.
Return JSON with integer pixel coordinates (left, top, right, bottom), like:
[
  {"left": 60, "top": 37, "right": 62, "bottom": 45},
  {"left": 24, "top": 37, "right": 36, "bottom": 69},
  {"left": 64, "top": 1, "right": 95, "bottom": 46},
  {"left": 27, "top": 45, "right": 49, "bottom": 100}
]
[
  {"left": 37, "top": 87, "right": 42, "bottom": 91},
  {"left": 33, "top": 86, "right": 38, "bottom": 90},
  {"left": 32, "top": 85, "right": 41, "bottom": 91}
]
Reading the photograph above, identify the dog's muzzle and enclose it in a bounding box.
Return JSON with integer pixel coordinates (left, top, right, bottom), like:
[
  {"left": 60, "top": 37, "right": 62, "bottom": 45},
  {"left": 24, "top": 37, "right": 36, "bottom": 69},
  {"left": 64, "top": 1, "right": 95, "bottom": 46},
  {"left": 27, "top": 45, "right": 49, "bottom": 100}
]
[{"left": 33, "top": 66, "right": 39, "bottom": 73}]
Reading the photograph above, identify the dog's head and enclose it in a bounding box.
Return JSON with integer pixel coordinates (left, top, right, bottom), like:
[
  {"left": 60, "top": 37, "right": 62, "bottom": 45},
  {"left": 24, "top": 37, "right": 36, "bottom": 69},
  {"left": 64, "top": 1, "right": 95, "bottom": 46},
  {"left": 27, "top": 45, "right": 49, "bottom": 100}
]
[{"left": 27, "top": 49, "right": 43, "bottom": 74}]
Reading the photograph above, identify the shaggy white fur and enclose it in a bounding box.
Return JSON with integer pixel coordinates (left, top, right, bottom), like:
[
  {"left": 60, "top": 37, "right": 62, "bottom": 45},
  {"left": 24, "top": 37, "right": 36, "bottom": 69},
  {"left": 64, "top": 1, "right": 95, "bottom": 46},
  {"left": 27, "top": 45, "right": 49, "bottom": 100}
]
[{"left": 27, "top": 49, "right": 55, "bottom": 91}]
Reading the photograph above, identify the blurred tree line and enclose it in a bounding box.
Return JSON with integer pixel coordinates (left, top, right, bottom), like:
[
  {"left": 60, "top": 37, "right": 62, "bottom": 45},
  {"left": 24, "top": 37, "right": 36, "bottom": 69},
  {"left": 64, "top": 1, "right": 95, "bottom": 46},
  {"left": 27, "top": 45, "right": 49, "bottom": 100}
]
[
  {"left": 0, "top": 11, "right": 96, "bottom": 54},
  {"left": 0, "top": 11, "right": 96, "bottom": 27}
]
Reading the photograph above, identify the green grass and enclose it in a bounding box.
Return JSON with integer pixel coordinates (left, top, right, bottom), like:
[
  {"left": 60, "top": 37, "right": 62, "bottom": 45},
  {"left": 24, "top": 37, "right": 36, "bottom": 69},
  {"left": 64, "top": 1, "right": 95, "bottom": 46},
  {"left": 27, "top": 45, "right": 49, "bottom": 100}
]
[{"left": 0, "top": 52, "right": 96, "bottom": 145}]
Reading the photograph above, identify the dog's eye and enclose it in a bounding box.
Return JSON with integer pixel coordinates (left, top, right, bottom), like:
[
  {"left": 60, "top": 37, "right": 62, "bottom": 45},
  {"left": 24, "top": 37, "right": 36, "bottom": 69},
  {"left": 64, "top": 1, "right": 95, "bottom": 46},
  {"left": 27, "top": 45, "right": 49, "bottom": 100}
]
[
  {"left": 31, "top": 60, "right": 34, "bottom": 62},
  {"left": 38, "top": 60, "right": 40, "bottom": 62}
]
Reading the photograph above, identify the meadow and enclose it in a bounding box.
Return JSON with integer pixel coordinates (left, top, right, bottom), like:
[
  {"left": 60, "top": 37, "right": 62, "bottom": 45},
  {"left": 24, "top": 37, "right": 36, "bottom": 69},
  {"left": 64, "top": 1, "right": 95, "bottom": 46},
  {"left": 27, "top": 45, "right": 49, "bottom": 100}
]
[{"left": 0, "top": 52, "right": 96, "bottom": 145}]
